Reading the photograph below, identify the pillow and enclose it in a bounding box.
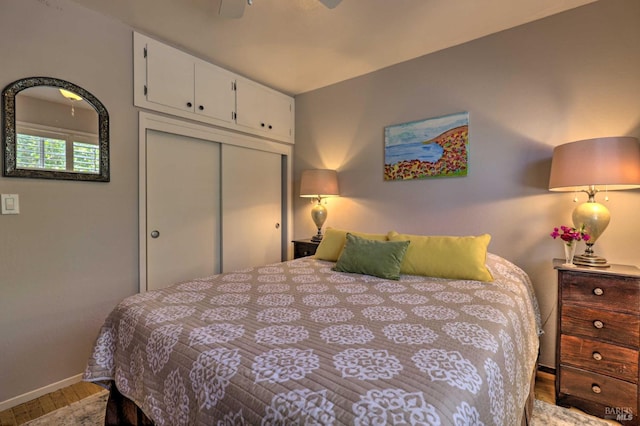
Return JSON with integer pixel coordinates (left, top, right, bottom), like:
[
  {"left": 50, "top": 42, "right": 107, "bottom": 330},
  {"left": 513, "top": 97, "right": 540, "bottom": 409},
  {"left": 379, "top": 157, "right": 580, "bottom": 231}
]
[
  {"left": 333, "top": 233, "right": 410, "bottom": 280},
  {"left": 314, "top": 228, "right": 388, "bottom": 261},
  {"left": 387, "top": 231, "right": 494, "bottom": 282}
]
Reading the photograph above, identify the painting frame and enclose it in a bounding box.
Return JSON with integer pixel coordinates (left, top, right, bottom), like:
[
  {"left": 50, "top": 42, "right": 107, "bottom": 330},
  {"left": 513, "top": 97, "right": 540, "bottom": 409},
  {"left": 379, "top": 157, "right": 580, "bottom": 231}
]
[{"left": 384, "top": 111, "right": 469, "bottom": 181}]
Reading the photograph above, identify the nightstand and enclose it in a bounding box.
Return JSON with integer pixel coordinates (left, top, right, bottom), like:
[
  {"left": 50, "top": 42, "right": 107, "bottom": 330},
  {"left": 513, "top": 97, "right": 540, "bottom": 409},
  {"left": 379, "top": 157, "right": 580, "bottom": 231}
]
[
  {"left": 292, "top": 239, "right": 320, "bottom": 259},
  {"left": 555, "top": 260, "right": 640, "bottom": 425}
]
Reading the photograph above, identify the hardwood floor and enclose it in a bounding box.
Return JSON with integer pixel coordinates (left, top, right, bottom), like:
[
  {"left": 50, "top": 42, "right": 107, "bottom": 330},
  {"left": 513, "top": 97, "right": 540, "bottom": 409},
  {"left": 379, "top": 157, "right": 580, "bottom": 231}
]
[
  {"left": 0, "top": 381, "right": 103, "bottom": 426},
  {"left": 535, "top": 369, "right": 556, "bottom": 404}
]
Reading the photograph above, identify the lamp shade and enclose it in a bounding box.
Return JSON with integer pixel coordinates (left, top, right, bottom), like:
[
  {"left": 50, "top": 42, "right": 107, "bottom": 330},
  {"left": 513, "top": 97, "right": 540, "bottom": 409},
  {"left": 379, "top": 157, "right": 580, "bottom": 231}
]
[
  {"left": 300, "top": 169, "right": 340, "bottom": 197},
  {"left": 549, "top": 137, "right": 640, "bottom": 191}
]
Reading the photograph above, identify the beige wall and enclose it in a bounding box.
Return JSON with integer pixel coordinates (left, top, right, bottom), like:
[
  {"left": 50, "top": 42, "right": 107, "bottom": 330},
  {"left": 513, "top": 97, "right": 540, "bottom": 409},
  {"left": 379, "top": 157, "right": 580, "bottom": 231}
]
[
  {"left": 0, "top": 0, "right": 138, "bottom": 403},
  {"left": 294, "top": 0, "right": 640, "bottom": 368}
]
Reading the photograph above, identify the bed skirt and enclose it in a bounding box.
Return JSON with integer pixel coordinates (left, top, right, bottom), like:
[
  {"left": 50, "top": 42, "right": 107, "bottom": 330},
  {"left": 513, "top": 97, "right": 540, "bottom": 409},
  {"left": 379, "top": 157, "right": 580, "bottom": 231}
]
[{"left": 104, "top": 383, "right": 153, "bottom": 426}]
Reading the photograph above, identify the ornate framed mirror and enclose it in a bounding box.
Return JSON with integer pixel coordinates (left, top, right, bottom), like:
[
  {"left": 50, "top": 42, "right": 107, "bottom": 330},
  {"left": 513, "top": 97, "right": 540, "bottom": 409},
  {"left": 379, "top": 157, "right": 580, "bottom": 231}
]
[{"left": 2, "top": 77, "right": 109, "bottom": 181}]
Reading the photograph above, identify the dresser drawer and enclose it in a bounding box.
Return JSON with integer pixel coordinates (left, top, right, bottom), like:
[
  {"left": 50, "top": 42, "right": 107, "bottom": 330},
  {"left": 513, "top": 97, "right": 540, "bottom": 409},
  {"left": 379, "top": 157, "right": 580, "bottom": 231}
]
[
  {"left": 559, "top": 365, "right": 638, "bottom": 412},
  {"left": 560, "top": 334, "right": 639, "bottom": 382},
  {"left": 561, "top": 304, "right": 640, "bottom": 348},
  {"left": 561, "top": 271, "right": 640, "bottom": 314}
]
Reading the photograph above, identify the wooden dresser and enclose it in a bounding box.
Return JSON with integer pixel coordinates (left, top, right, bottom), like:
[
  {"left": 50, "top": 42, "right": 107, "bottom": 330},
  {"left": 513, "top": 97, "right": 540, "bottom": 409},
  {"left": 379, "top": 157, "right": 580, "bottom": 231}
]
[{"left": 555, "top": 260, "right": 640, "bottom": 425}]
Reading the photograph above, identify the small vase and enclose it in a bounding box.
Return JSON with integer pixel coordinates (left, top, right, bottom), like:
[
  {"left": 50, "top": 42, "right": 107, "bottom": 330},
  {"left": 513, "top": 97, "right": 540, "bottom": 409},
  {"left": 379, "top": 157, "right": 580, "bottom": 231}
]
[{"left": 563, "top": 243, "right": 577, "bottom": 267}]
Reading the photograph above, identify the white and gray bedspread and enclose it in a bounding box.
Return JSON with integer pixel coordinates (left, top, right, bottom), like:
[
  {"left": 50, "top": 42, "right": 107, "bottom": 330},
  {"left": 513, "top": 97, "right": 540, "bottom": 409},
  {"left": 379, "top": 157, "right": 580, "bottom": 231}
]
[{"left": 84, "top": 253, "right": 541, "bottom": 425}]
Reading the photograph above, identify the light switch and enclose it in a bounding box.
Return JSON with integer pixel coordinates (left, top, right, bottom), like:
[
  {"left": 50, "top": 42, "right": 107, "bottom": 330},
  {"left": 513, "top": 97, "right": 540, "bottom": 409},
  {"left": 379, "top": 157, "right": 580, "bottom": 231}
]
[{"left": 1, "top": 194, "right": 20, "bottom": 214}]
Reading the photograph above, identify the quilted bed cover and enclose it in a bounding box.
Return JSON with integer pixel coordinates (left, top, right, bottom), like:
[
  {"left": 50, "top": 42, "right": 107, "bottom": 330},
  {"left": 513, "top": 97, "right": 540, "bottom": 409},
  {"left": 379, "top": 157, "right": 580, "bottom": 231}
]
[{"left": 84, "top": 253, "right": 541, "bottom": 425}]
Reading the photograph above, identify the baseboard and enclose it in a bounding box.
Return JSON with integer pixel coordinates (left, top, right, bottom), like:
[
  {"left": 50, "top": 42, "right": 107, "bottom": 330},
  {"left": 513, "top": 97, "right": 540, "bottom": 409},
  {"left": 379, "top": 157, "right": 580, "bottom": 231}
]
[
  {"left": 537, "top": 364, "right": 556, "bottom": 375},
  {"left": 0, "top": 373, "right": 84, "bottom": 412}
]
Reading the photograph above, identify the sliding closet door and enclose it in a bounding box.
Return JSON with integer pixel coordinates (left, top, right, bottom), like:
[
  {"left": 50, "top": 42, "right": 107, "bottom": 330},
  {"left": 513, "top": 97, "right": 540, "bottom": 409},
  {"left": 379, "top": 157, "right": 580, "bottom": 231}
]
[
  {"left": 146, "top": 130, "right": 221, "bottom": 290},
  {"left": 221, "top": 144, "right": 282, "bottom": 272}
]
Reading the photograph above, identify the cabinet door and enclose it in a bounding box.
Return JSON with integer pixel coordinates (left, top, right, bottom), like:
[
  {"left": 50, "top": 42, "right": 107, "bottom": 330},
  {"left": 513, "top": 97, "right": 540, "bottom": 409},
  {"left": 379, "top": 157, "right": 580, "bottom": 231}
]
[
  {"left": 221, "top": 144, "right": 282, "bottom": 272},
  {"left": 267, "top": 90, "right": 294, "bottom": 141},
  {"left": 145, "top": 130, "right": 220, "bottom": 291},
  {"left": 235, "top": 78, "right": 266, "bottom": 132},
  {"left": 146, "top": 39, "right": 195, "bottom": 113},
  {"left": 194, "top": 62, "right": 236, "bottom": 124}
]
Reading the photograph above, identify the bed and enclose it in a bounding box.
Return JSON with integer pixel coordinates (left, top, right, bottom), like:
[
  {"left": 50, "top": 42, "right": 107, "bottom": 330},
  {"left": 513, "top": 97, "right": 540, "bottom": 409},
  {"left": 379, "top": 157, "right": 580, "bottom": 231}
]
[{"left": 84, "top": 231, "right": 541, "bottom": 425}]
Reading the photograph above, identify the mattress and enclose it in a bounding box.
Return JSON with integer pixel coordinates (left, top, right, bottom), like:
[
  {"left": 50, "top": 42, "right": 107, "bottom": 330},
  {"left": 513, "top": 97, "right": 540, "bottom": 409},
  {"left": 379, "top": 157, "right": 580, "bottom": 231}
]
[{"left": 84, "top": 253, "right": 541, "bottom": 425}]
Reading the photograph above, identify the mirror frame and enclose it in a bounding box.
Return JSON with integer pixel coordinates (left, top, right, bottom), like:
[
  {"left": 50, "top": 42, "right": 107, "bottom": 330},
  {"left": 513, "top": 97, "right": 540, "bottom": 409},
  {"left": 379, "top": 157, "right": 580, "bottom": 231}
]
[{"left": 2, "top": 77, "right": 109, "bottom": 182}]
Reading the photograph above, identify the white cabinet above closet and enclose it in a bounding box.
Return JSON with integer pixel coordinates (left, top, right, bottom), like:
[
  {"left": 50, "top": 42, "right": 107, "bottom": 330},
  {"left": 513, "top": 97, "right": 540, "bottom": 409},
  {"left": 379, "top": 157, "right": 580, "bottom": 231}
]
[
  {"left": 134, "top": 32, "right": 295, "bottom": 144},
  {"left": 144, "top": 38, "right": 235, "bottom": 124},
  {"left": 236, "top": 78, "right": 294, "bottom": 142}
]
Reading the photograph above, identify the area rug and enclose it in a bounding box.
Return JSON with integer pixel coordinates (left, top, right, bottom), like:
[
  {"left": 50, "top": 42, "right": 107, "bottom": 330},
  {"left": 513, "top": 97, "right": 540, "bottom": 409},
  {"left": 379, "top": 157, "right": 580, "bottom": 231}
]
[
  {"left": 24, "top": 391, "right": 616, "bottom": 425},
  {"left": 23, "top": 390, "right": 108, "bottom": 426},
  {"left": 532, "top": 399, "right": 617, "bottom": 425}
]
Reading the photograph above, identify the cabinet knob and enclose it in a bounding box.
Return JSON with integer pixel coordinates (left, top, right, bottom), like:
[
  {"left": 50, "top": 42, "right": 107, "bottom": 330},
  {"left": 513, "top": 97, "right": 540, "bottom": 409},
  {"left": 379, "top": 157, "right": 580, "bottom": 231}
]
[
  {"left": 275, "top": 223, "right": 280, "bottom": 229},
  {"left": 592, "top": 352, "right": 603, "bottom": 361},
  {"left": 593, "top": 287, "right": 604, "bottom": 296},
  {"left": 261, "top": 122, "right": 265, "bottom": 127},
  {"left": 150, "top": 230, "right": 160, "bottom": 239},
  {"left": 591, "top": 384, "right": 602, "bottom": 394},
  {"left": 268, "top": 124, "right": 273, "bottom": 129},
  {"left": 199, "top": 105, "right": 204, "bottom": 111},
  {"left": 186, "top": 102, "right": 193, "bottom": 108},
  {"left": 593, "top": 320, "right": 604, "bottom": 329}
]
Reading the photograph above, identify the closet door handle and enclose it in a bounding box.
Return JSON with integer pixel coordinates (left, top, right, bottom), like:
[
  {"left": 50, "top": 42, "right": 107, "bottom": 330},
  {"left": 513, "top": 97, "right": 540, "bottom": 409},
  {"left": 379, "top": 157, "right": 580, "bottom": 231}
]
[{"left": 151, "top": 230, "right": 160, "bottom": 239}]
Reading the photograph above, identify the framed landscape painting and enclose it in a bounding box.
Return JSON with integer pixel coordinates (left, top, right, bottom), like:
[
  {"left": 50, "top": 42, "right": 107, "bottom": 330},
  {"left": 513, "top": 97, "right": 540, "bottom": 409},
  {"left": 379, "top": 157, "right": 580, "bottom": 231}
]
[{"left": 384, "top": 112, "right": 469, "bottom": 181}]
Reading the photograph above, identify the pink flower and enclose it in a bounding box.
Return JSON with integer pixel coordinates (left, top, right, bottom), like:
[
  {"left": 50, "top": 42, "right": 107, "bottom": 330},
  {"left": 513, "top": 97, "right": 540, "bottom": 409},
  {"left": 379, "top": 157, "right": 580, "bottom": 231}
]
[{"left": 550, "top": 225, "right": 590, "bottom": 244}]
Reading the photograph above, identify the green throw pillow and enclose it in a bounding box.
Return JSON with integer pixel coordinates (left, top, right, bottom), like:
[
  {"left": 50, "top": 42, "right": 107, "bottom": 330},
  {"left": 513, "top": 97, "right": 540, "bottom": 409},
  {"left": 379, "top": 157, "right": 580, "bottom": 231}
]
[{"left": 333, "top": 233, "right": 410, "bottom": 280}]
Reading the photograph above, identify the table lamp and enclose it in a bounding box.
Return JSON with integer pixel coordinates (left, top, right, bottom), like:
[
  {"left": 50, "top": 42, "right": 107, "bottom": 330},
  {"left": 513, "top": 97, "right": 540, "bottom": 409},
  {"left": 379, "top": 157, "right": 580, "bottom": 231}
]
[
  {"left": 548, "top": 137, "right": 640, "bottom": 267},
  {"left": 300, "top": 169, "right": 339, "bottom": 242}
]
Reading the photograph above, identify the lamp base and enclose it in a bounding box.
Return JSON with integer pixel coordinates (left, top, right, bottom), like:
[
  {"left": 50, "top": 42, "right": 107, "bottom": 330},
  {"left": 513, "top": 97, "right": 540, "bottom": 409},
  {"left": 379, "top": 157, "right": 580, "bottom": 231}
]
[
  {"left": 573, "top": 254, "right": 610, "bottom": 268},
  {"left": 310, "top": 200, "right": 327, "bottom": 243}
]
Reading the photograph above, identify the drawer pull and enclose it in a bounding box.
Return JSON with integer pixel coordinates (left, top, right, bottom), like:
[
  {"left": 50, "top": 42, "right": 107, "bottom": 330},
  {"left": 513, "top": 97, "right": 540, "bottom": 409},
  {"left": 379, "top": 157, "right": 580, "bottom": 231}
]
[
  {"left": 591, "top": 384, "right": 602, "bottom": 394},
  {"left": 592, "top": 352, "right": 603, "bottom": 361},
  {"left": 593, "top": 287, "right": 604, "bottom": 296},
  {"left": 593, "top": 320, "right": 604, "bottom": 329}
]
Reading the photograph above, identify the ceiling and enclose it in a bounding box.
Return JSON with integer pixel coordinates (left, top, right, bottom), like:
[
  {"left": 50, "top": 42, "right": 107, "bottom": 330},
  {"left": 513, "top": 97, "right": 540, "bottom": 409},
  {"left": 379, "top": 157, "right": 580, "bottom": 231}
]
[{"left": 70, "top": 0, "right": 597, "bottom": 95}]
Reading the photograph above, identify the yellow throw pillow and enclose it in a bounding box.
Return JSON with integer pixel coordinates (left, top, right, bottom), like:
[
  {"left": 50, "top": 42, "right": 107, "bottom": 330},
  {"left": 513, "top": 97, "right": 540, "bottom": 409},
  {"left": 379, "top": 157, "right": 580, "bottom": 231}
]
[
  {"left": 387, "top": 231, "right": 494, "bottom": 282},
  {"left": 314, "top": 228, "right": 388, "bottom": 261}
]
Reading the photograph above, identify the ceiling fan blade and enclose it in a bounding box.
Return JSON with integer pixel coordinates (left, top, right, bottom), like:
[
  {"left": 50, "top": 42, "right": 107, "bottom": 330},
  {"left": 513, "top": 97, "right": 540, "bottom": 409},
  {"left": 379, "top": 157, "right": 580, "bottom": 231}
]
[
  {"left": 219, "top": 0, "right": 246, "bottom": 19},
  {"left": 318, "top": 0, "right": 342, "bottom": 9}
]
